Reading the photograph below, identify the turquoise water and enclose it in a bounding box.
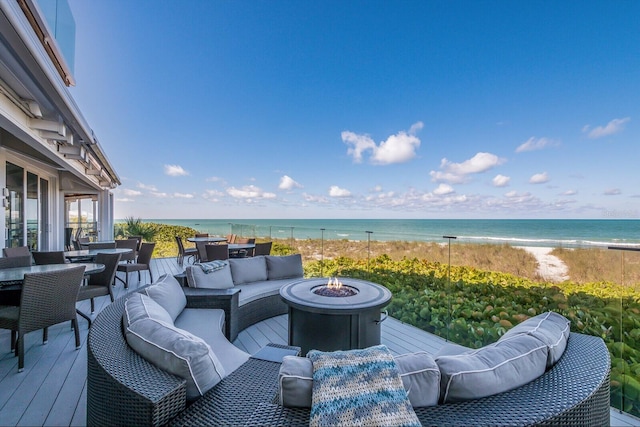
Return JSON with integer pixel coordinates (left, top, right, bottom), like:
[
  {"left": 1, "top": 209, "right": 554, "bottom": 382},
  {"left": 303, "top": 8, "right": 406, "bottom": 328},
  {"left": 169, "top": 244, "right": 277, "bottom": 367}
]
[{"left": 137, "top": 219, "right": 640, "bottom": 249}]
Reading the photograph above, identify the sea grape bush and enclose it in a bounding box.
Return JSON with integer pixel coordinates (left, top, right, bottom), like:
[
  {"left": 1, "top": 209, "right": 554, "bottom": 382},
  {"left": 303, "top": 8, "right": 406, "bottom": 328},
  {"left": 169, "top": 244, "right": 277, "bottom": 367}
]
[{"left": 305, "top": 254, "right": 640, "bottom": 416}]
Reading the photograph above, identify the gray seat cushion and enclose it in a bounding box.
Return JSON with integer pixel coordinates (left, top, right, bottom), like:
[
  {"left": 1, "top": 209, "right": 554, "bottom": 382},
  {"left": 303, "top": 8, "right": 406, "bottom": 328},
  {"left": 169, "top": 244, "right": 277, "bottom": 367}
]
[
  {"left": 435, "top": 333, "right": 548, "bottom": 403},
  {"left": 236, "top": 279, "right": 296, "bottom": 306},
  {"left": 175, "top": 308, "right": 250, "bottom": 374}
]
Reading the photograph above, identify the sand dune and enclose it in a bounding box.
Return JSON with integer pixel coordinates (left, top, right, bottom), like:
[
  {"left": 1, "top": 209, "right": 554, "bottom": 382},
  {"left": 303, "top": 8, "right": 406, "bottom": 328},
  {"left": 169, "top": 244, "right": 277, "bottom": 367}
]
[{"left": 521, "top": 247, "right": 569, "bottom": 282}]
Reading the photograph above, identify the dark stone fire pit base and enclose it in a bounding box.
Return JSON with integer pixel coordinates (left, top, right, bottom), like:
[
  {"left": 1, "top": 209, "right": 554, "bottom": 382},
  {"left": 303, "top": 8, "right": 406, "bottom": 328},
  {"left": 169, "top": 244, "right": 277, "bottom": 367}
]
[{"left": 280, "top": 278, "right": 392, "bottom": 355}]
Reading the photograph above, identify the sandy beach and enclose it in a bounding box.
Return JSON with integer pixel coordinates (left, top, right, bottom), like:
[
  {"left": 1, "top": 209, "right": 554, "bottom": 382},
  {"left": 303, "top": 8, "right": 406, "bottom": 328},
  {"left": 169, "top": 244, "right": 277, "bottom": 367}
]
[{"left": 521, "top": 247, "right": 569, "bottom": 283}]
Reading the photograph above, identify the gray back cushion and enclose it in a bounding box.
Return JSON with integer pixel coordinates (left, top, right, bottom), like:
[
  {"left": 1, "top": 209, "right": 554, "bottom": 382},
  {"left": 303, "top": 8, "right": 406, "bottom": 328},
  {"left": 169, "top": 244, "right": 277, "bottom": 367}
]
[
  {"left": 499, "top": 311, "right": 570, "bottom": 368},
  {"left": 435, "top": 334, "right": 548, "bottom": 403},
  {"left": 142, "top": 274, "right": 187, "bottom": 321},
  {"left": 278, "top": 351, "right": 440, "bottom": 408},
  {"left": 123, "top": 292, "right": 174, "bottom": 328},
  {"left": 186, "top": 262, "right": 234, "bottom": 289},
  {"left": 229, "top": 256, "right": 268, "bottom": 285},
  {"left": 266, "top": 254, "right": 303, "bottom": 280}
]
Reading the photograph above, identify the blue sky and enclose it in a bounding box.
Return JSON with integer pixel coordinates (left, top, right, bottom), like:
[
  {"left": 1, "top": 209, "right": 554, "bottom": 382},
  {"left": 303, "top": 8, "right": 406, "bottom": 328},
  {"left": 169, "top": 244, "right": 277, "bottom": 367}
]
[{"left": 67, "top": 0, "right": 638, "bottom": 220}]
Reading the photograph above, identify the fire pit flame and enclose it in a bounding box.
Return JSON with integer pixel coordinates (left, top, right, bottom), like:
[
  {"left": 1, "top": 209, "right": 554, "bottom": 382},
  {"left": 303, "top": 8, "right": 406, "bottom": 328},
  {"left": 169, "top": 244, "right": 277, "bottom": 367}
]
[{"left": 312, "top": 277, "right": 358, "bottom": 297}]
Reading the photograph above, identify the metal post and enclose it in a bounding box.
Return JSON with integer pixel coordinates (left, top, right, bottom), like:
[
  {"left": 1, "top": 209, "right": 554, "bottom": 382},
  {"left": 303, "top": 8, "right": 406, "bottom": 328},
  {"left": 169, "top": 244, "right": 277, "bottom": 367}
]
[
  {"left": 366, "top": 231, "right": 373, "bottom": 275},
  {"left": 320, "top": 228, "right": 325, "bottom": 277},
  {"left": 443, "top": 235, "right": 457, "bottom": 342}
]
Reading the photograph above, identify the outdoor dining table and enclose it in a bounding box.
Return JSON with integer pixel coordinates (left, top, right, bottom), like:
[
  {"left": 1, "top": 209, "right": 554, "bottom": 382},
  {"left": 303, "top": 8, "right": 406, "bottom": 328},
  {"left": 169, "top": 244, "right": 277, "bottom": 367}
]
[
  {"left": 187, "top": 236, "right": 228, "bottom": 244},
  {"left": 228, "top": 243, "right": 255, "bottom": 258},
  {"left": 63, "top": 248, "right": 133, "bottom": 262},
  {"left": 0, "top": 263, "right": 106, "bottom": 287}
]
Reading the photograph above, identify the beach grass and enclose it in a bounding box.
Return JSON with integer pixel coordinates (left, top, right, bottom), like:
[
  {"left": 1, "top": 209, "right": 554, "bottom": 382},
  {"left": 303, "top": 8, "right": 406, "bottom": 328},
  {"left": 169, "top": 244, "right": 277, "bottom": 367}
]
[{"left": 552, "top": 247, "right": 640, "bottom": 287}]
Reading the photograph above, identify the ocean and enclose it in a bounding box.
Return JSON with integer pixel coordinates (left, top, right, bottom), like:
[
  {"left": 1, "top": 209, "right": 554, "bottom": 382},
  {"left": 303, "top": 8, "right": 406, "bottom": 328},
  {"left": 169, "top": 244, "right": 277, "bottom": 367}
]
[{"left": 140, "top": 219, "right": 640, "bottom": 249}]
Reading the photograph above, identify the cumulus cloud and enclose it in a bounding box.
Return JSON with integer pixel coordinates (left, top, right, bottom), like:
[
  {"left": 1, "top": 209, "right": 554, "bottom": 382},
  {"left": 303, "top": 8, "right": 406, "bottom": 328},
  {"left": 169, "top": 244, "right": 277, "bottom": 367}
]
[
  {"left": 302, "top": 193, "right": 329, "bottom": 203},
  {"left": 329, "top": 185, "right": 352, "bottom": 197},
  {"left": 115, "top": 198, "right": 134, "bottom": 202},
  {"left": 516, "top": 137, "right": 558, "bottom": 152},
  {"left": 343, "top": 122, "right": 423, "bottom": 165},
  {"left": 122, "top": 189, "right": 142, "bottom": 197},
  {"left": 164, "top": 164, "right": 189, "bottom": 176},
  {"left": 583, "top": 117, "right": 630, "bottom": 139},
  {"left": 279, "top": 175, "right": 303, "bottom": 191},
  {"left": 226, "top": 185, "right": 276, "bottom": 199},
  {"left": 492, "top": 174, "right": 510, "bottom": 187},
  {"left": 174, "top": 193, "right": 194, "bottom": 199},
  {"left": 430, "top": 152, "right": 505, "bottom": 184},
  {"left": 433, "top": 183, "right": 454, "bottom": 195},
  {"left": 150, "top": 192, "right": 168, "bottom": 198},
  {"left": 604, "top": 188, "right": 622, "bottom": 195},
  {"left": 562, "top": 190, "right": 577, "bottom": 196},
  {"left": 529, "top": 172, "right": 549, "bottom": 184},
  {"left": 137, "top": 182, "right": 157, "bottom": 191}
]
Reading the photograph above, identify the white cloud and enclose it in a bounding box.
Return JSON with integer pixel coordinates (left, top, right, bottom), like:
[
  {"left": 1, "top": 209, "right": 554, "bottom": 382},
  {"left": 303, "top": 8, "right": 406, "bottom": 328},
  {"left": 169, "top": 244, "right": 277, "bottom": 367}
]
[
  {"left": 371, "top": 185, "right": 383, "bottom": 192},
  {"left": 137, "top": 182, "right": 157, "bottom": 191},
  {"left": 562, "top": 190, "right": 577, "bottom": 196},
  {"left": 584, "top": 117, "right": 630, "bottom": 139},
  {"left": 164, "top": 164, "right": 189, "bottom": 176},
  {"left": 529, "top": 172, "right": 549, "bottom": 184},
  {"left": 433, "top": 183, "right": 454, "bottom": 195},
  {"left": 430, "top": 152, "right": 505, "bottom": 184},
  {"left": 206, "top": 176, "right": 224, "bottom": 183},
  {"left": 227, "top": 185, "right": 276, "bottom": 199},
  {"left": 279, "top": 175, "right": 303, "bottom": 190},
  {"left": 122, "top": 189, "right": 142, "bottom": 197},
  {"left": 492, "top": 174, "right": 511, "bottom": 187},
  {"left": 115, "top": 198, "right": 134, "bottom": 202},
  {"left": 343, "top": 122, "right": 423, "bottom": 165},
  {"left": 329, "top": 185, "right": 352, "bottom": 197},
  {"left": 302, "top": 192, "right": 329, "bottom": 203},
  {"left": 174, "top": 192, "right": 194, "bottom": 199},
  {"left": 150, "top": 192, "right": 168, "bottom": 198},
  {"left": 202, "top": 189, "right": 224, "bottom": 201},
  {"left": 604, "top": 188, "right": 621, "bottom": 195},
  {"left": 515, "top": 137, "right": 557, "bottom": 152}
]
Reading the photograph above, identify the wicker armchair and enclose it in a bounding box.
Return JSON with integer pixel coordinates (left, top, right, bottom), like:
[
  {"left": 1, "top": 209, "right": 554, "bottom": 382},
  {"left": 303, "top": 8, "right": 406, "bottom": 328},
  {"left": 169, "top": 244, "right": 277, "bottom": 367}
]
[
  {"left": 31, "top": 251, "right": 66, "bottom": 265},
  {"left": 116, "top": 242, "right": 155, "bottom": 288},
  {"left": 76, "top": 252, "right": 121, "bottom": 325},
  {"left": 0, "top": 265, "right": 86, "bottom": 372}
]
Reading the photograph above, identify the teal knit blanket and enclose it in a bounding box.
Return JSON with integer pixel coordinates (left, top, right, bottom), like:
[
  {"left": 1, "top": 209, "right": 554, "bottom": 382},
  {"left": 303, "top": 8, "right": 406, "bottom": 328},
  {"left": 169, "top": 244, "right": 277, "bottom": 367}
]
[{"left": 308, "top": 345, "right": 420, "bottom": 427}]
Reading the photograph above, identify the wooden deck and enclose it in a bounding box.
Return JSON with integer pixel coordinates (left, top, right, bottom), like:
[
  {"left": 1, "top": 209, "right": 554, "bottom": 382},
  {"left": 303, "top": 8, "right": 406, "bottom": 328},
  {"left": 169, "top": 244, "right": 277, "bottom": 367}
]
[{"left": 0, "top": 256, "right": 637, "bottom": 426}]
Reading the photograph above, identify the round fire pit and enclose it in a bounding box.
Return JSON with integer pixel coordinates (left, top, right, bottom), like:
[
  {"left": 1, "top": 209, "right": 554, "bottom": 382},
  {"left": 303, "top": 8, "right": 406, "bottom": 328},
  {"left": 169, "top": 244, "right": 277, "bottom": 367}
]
[{"left": 280, "top": 278, "right": 392, "bottom": 354}]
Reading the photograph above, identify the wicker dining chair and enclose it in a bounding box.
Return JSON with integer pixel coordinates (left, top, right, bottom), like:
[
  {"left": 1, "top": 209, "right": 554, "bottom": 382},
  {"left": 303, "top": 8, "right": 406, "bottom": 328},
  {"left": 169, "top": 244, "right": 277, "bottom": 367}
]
[
  {"left": 3, "top": 246, "right": 30, "bottom": 258},
  {"left": 0, "top": 255, "right": 32, "bottom": 269},
  {"left": 196, "top": 241, "right": 208, "bottom": 263},
  {"left": 253, "top": 242, "right": 273, "bottom": 256},
  {"left": 175, "top": 236, "right": 197, "bottom": 265},
  {"left": 205, "top": 243, "right": 229, "bottom": 261},
  {"left": 76, "top": 252, "right": 121, "bottom": 325},
  {"left": 88, "top": 242, "right": 116, "bottom": 250},
  {"left": 115, "top": 238, "right": 138, "bottom": 263},
  {"left": 116, "top": 242, "right": 155, "bottom": 288},
  {"left": 31, "top": 251, "right": 66, "bottom": 265},
  {"left": 0, "top": 265, "right": 86, "bottom": 372}
]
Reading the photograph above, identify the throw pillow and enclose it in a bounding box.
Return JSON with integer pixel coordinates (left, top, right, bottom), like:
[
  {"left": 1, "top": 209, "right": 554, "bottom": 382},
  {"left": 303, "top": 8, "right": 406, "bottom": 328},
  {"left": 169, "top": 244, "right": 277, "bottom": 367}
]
[
  {"left": 436, "top": 333, "right": 548, "bottom": 403},
  {"left": 125, "top": 317, "right": 226, "bottom": 400},
  {"left": 499, "top": 311, "right": 570, "bottom": 368},
  {"left": 123, "top": 292, "right": 174, "bottom": 327},
  {"left": 186, "top": 262, "right": 234, "bottom": 289},
  {"left": 228, "top": 256, "right": 268, "bottom": 285},
  {"left": 142, "top": 274, "right": 187, "bottom": 321},
  {"left": 266, "top": 254, "right": 304, "bottom": 280}
]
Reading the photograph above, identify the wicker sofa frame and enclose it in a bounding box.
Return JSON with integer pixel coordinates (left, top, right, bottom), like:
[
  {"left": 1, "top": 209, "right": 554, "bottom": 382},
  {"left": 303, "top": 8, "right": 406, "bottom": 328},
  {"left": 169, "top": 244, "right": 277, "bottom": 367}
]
[{"left": 88, "top": 285, "right": 611, "bottom": 426}]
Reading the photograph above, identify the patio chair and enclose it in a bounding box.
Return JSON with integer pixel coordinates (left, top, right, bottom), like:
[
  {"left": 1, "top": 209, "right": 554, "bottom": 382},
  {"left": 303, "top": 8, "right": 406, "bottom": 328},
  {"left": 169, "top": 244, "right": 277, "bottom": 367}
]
[
  {"left": 116, "top": 242, "right": 155, "bottom": 288},
  {"left": 253, "top": 242, "right": 273, "bottom": 256},
  {"left": 196, "top": 241, "right": 208, "bottom": 262},
  {"left": 76, "top": 252, "right": 121, "bottom": 325},
  {"left": 225, "top": 234, "right": 237, "bottom": 244},
  {"left": 3, "top": 246, "right": 30, "bottom": 258},
  {"left": 126, "top": 235, "right": 143, "bottom": 252},
  {"left": 78, "top": 237, "right": 90, "bottom": 248},
  {"left": 88, "top": 242, "right": 116, "bottom": 249},
  {"left": 205, "top": 243, "right": 229, "bottom": 261},
  {"left": 116, "top": 238, "right": 138, "bottom": 263},
  {"left": 195, "top": 233, "right": 209, "bottom": 237},
  {"left": 0, "top": 255, "right": 32, "bottom": 269},
  {"left": 0, "top": 265, "right": 86, "bottom": 372},
  {"left": 32, "top": 251, "right": 66, "bottom": 265},
  {"left": 175, "top": 236, "right": 197, "bottom": 265}
]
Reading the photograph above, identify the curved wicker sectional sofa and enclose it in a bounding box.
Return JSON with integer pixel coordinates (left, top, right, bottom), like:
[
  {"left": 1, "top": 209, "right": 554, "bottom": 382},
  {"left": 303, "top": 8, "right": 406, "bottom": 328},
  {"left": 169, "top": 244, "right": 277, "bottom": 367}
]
[{"left": 87, "top": 266, "right": 612, "bottom": 426}]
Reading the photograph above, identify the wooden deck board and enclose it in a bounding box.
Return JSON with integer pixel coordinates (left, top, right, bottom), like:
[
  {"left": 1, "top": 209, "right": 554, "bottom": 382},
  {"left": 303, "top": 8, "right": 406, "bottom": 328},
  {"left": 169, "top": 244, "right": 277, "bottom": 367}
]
[{"left": 0, "top": 256, "right": 636, "bottom": 426}]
